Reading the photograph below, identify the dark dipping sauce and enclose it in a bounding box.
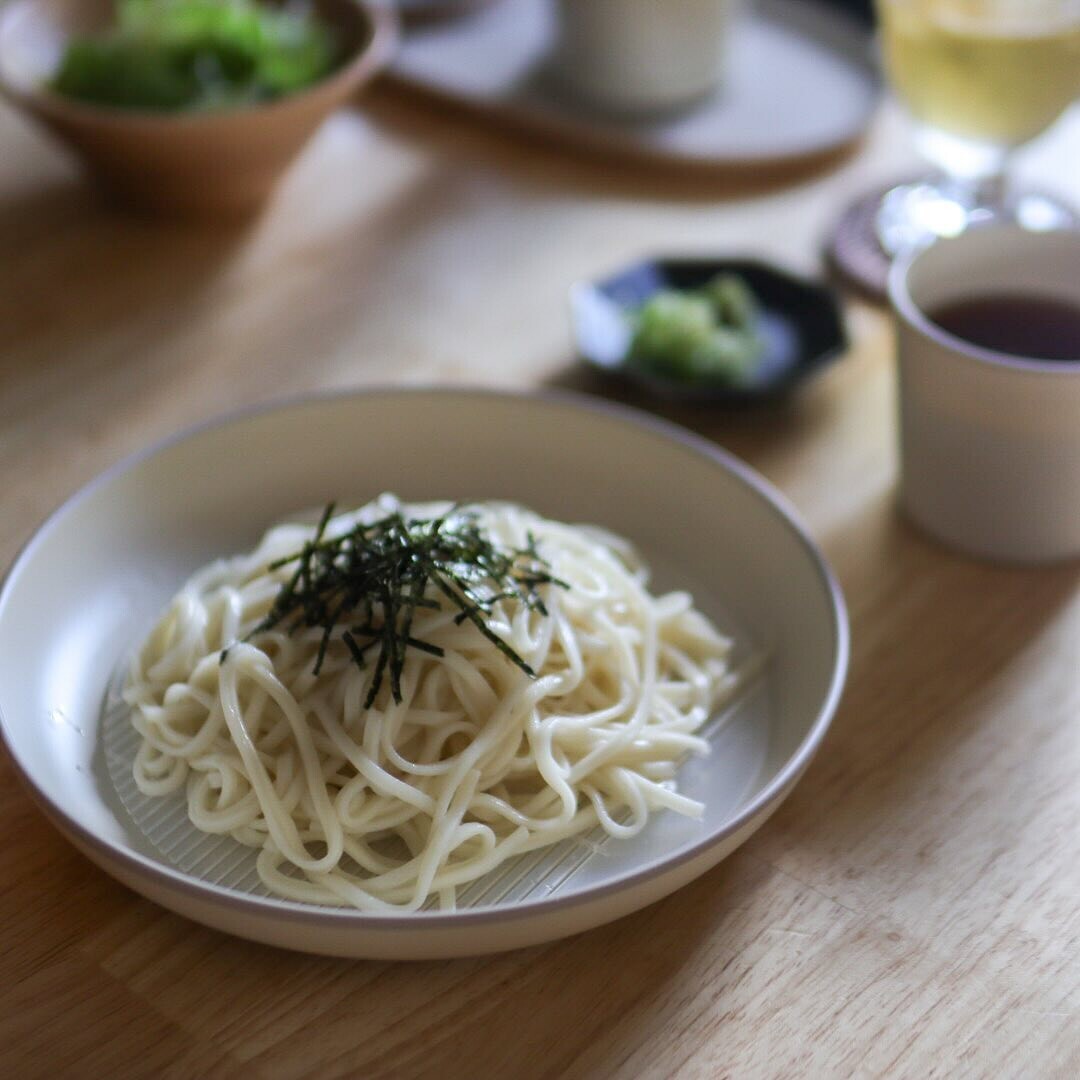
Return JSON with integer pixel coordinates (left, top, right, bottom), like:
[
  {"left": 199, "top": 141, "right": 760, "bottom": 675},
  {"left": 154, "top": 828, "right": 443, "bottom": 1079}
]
[{"left": 928, "top": 294, "right": 1080, "bottom": 362}]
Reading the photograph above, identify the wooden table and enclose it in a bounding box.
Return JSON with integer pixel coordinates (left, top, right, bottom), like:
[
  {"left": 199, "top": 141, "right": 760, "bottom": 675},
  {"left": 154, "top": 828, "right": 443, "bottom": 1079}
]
[{"left": 2, "top": 77, "right": 1079, "bottom": 1077}]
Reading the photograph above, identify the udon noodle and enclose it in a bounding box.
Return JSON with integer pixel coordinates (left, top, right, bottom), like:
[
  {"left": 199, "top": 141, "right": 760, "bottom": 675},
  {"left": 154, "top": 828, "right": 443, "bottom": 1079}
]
[{"left": 124, "top": 496, "right": 735, "bottom": 911}]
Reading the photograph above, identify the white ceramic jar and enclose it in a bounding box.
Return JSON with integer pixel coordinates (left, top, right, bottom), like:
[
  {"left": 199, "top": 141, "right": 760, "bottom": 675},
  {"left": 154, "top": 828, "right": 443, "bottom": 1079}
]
[
  {"left": 889, "top": 226, "right": 1080, "bottom": 564},
  {"left": 551, "top": 0, "right": 734, "bottom": 115}
]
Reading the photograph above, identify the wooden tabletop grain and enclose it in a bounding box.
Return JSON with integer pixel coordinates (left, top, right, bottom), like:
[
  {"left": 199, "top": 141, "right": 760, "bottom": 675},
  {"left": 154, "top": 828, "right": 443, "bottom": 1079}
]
[{"left": 1, "top": 76, "right": 1079, "bottom": 1079}]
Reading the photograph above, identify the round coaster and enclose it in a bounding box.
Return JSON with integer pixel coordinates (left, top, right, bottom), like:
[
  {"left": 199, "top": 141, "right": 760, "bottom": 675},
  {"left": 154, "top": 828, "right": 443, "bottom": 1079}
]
[
  {"left": 827, "top": 178, "right": 1080, "bottom": 302},
  {"left": 825, "top": 181, "right": 912, "bottom": 302}
]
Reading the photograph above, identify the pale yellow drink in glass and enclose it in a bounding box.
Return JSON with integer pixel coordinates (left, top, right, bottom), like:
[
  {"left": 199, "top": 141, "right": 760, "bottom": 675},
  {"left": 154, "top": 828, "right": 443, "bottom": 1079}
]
[{"left": 877, "top": 0, "right": 1080, "bottom": 147}]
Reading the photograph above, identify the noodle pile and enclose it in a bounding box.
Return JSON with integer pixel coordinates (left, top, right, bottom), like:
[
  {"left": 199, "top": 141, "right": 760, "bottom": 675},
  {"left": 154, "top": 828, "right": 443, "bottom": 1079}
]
[{"left": 124, "top": 496, "right": 734, "bottom": 911}]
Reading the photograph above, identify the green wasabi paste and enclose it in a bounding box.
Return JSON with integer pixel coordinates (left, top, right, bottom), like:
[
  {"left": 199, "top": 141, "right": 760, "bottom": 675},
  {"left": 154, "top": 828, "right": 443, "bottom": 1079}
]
[{"left": 627, "top": 274, "right": 764, "bottom": 385}]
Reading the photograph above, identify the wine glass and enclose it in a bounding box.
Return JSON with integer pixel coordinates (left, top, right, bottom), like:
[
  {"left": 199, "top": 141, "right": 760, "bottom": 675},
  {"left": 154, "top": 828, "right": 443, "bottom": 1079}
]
[
  {"left": 873, "top": 0, "right": 1080, "bottom": 254},
  {"left": 831, "top": 0, "right": 1080, "bottom": 293}
]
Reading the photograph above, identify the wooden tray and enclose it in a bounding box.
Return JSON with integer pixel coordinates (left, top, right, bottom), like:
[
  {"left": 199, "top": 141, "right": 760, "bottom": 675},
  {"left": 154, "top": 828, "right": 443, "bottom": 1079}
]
[{"left": 386, "top": 0, "right": 881, "bottom": 174}]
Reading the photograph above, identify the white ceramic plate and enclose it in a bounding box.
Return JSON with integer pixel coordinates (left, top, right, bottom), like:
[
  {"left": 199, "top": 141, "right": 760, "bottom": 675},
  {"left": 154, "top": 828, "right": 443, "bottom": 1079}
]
[
  {"left": 389, "top": 0, "right": 879, "bottom": 171},
  {"left": 0, "top": 389, "right": 847, "bottom": 958}
]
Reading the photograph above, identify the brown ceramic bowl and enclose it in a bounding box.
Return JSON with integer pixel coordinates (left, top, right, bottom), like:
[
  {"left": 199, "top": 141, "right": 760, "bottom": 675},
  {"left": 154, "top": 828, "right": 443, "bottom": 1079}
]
[{"left": 0, "top": 0, "right": 397, "bottom": 215}]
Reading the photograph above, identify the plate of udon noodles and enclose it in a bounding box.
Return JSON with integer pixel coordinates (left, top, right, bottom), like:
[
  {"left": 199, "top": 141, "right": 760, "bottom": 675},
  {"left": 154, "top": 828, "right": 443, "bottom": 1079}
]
[{"left": 0, "top": 389, "right": 847, "bottom": 958}]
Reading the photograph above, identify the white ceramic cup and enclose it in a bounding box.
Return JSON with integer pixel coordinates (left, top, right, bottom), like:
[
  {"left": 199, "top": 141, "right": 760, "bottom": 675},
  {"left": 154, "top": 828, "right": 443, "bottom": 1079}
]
[
  {"left": 550, "top": 0, "right": 733, "bottom": 115},
  {"left": 889, "top": 226, "right": 1080, "bottom": 564}
]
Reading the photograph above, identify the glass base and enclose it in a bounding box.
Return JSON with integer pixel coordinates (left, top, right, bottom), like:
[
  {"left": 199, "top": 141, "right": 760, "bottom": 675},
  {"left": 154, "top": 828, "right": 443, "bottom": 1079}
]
[{"left": 875, "top": 179, "right": 1079, "bottom": 258}]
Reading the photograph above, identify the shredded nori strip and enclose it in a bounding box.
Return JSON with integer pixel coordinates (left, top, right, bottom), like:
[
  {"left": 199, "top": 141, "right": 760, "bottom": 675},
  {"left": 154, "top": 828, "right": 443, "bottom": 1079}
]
[{"left": 226, "top": 502, "right": 568, "bottom": 707}]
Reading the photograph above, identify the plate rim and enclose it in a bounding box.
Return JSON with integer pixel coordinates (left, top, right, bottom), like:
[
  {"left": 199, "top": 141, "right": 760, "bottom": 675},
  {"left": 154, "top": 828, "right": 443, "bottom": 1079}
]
[{"left": 0, "top": 385, "right": 849, "bottom": 930}]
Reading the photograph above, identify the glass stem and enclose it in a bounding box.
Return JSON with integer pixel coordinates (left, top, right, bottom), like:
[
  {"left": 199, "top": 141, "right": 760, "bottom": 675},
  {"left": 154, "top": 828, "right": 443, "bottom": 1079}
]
[{"left": 968, "top": 168, "right": 1009, "bottom": 213}]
